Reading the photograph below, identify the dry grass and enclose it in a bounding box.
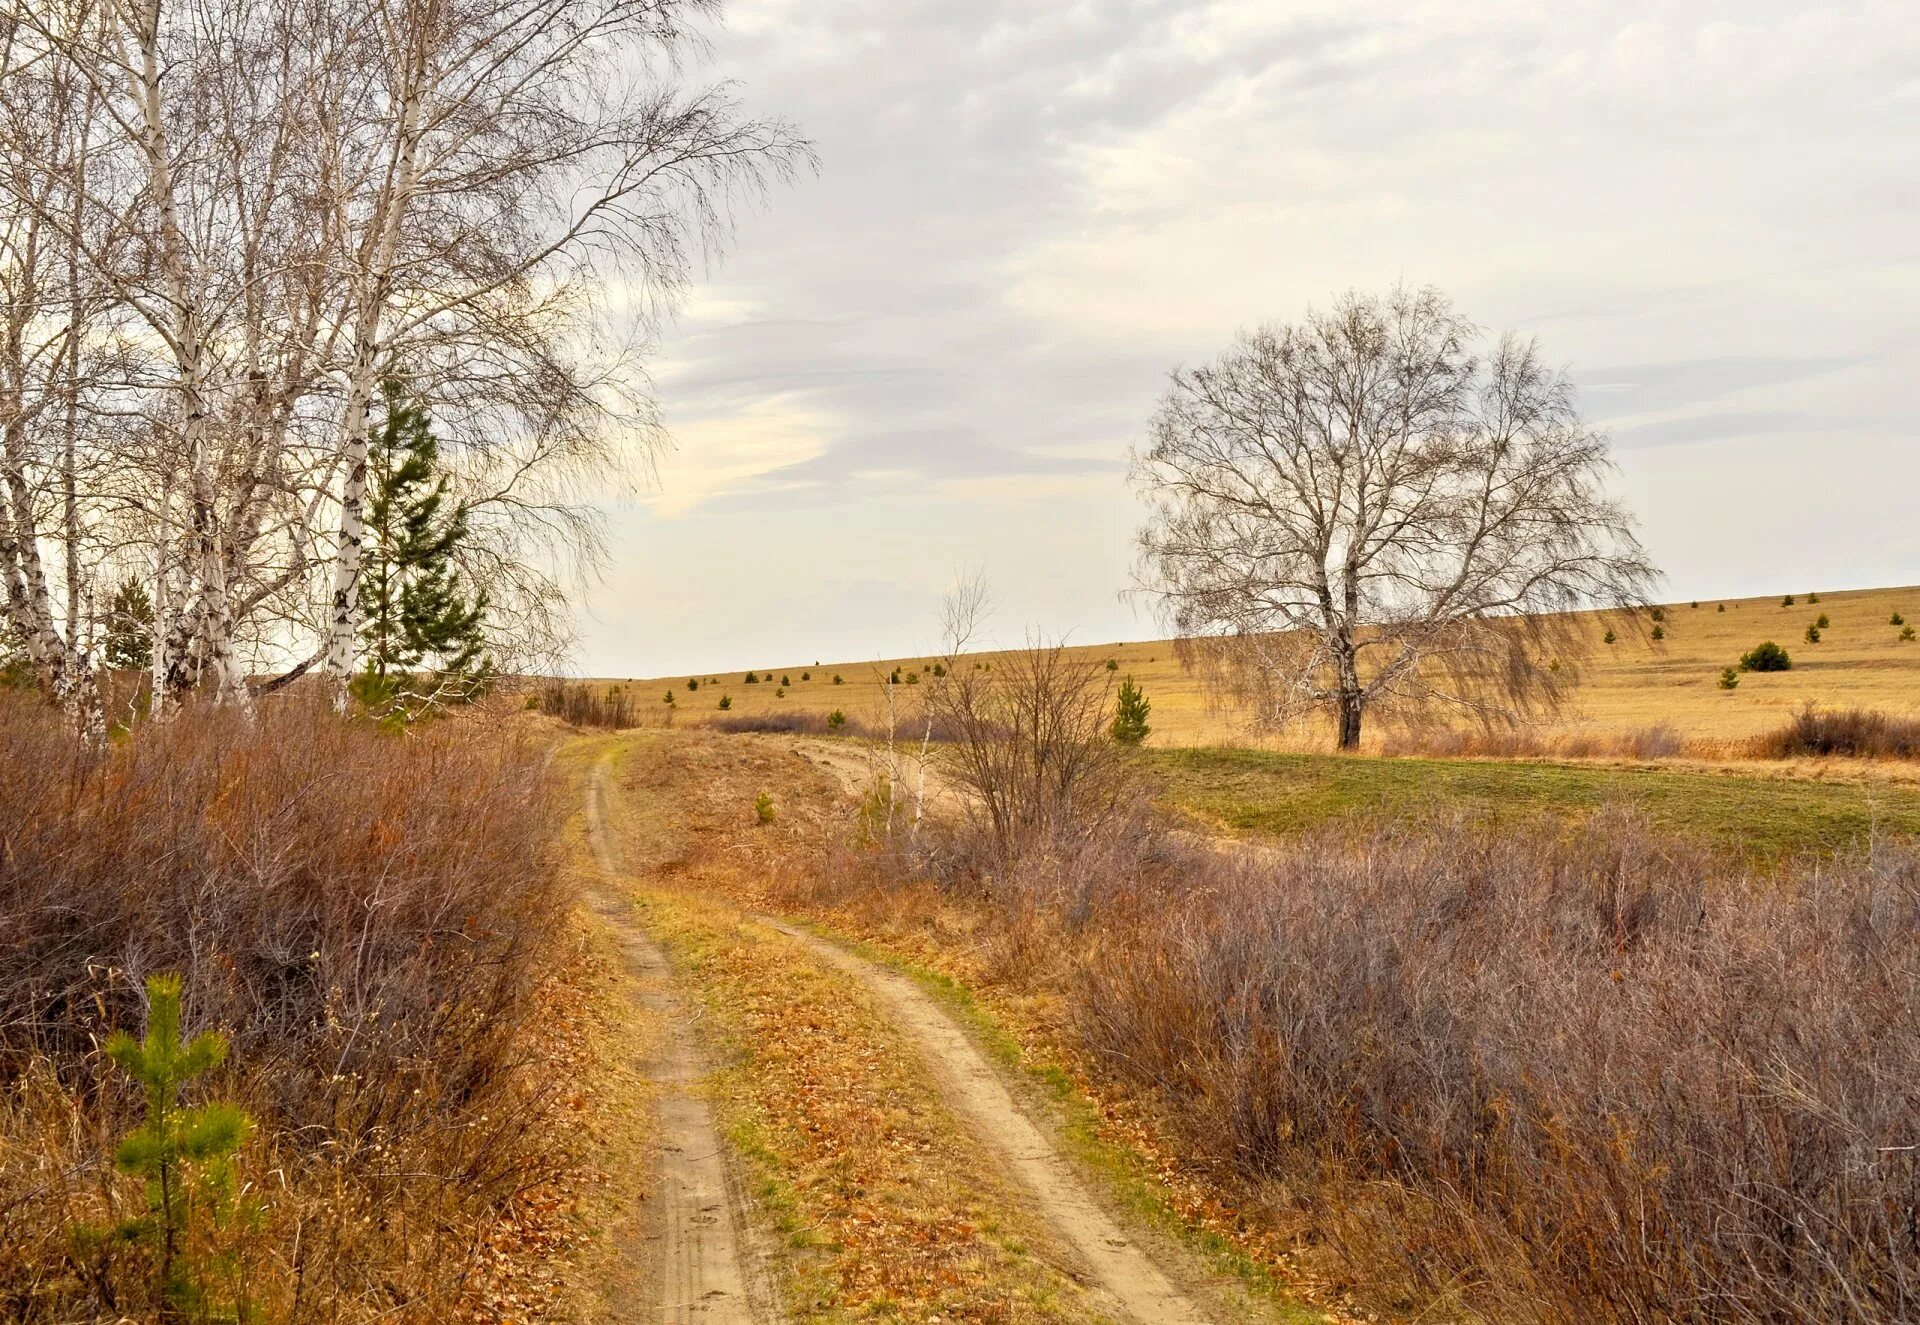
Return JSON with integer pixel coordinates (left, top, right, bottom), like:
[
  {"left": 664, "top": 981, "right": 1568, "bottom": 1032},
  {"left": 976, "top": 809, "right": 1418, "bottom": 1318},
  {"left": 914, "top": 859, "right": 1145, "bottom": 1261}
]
[
  {"left": 0, "top": 696, "right": 582, "bottom": 1323},
  {"left": 608, "top": 584, "right": 1920, "bottom": 753}
]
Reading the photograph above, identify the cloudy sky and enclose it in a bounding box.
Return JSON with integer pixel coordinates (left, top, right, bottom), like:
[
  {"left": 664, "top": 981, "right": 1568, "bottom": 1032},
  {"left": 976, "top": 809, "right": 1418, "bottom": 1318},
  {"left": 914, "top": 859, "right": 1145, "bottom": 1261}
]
[{"left": 580, "top": 0, "right": 1920, "bottom": 678}]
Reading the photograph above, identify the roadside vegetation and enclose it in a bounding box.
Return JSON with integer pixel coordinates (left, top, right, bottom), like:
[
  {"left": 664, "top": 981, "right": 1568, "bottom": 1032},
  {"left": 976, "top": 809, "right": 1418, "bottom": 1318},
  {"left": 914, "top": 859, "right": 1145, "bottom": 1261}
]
[
  {"left": 0, "top": 697, "right": 583, "bottom": 1322},
  {"left": 712, "top": 619, "right": 1920, "bottom": 1325}
]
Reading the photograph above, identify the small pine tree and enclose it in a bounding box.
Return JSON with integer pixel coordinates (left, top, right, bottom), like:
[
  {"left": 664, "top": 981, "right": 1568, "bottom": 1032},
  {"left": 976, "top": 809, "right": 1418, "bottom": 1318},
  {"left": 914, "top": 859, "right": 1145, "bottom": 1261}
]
[
  {"left": 1105, "top": 658, "right": 1119, "bottom": 672},
  {"left": 1111, "top": 675, "right": 1151, "bottom": 746},
  {"left": 889, "top": 668, "right": 902, "bottom": 685},
  {"left": 754, "top": 792, "right": 775, "bottom": 825},
  {"left": 827, "top": 709, "right": 846, "bottom": 730},
  {"left": 1816, "top": 613, "right": 1830, "bottom": 629},
  {"left": 1690, "top": 601, "right": 1700, "bottom": 609},
  {"left": 664, "top": 690, "right": 675, "bottom": 705},
  {"left": 781, "top": 675, "right": 791, "bottom": 686},
  {"left": 1903, "top": 625, "right": 1917, "bottom": 642},
  {"left": 1783, "top": 595, "right": 1795, "bottom": 607},
  {"left": 775, "top": 687, "right": 786, "bottom": 697},
  {"left": 1603, "top": 629, "right": 1617, "bottom": 645},
  {"left": 687, "top": 678, "right": 699, "bottom": 691},
  {"left": 79, "top": 974, "right": 255, "bottom": 1319},
  {"left": 1718, "top": 667, "right": 1740, "bottom": 691},
  {"left": 833, "top": 674, "right": 844, "bottom": 685},
  {"left": 718, "top": 695, "right": 732, "bottom": 710},
  {"left": 931, "top": 662, "right": 946, "bottom": 678},
  {"left": 1649, "top": 607, "right": 1667, "bottom": 622},
  {"left": 905, "top": 671, "right": 919, "bottom": 685},
  {"left": 1805, "top": 624, "right": 1822, "bottom": 644},
  {"left": 1891, "top": 613, "right": 1906, "bottom": 627},
  {"left": 103, "top": 578, "right": 155, "bottom": 671},
  {"left": 1717, "top": 603, "right": 1726, "bottom": 613},
  {"left": 745, "top": 672, "right": 758, "bottom": 684},
  {"left": 1740, "top": 641, "right": 1792, "bottom": 672},
  {"left": 1808, "top": 592, "right": 1821, "bottom": 604},
  {"left": 359, "top": 380, "right": 490, "bottom": 704},
  {"left": 801, "top": 671, "right": 811, "bottom": 681},
  {"left": 1651, "top": 625, "right": 1666, "bottom": 641}
]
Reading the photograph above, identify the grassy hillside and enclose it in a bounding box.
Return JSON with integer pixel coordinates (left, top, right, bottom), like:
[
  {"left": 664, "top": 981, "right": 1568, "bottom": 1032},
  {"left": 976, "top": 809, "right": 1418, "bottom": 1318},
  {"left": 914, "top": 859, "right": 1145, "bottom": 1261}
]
[
  {"left": 1147, "top": 746, "right": 1920, "bottom": 858},
  {"left": 613, "top": 584, "right": 1920, "bottom": 750}
]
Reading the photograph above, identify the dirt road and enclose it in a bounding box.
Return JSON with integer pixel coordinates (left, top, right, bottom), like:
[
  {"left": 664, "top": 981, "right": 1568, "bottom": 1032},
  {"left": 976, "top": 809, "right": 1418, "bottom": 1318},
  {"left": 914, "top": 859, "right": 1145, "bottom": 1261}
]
[
  {"left": 585, "top": 764, "right": 783, "bottom": 1324},
  {"left": 764, "top": 916, "right": 1217, "bottom": 1324}
]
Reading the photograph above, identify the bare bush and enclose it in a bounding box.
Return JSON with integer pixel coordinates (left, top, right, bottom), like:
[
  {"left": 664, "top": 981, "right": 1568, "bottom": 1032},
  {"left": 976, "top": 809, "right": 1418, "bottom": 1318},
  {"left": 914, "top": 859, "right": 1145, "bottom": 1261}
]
[
  {"left": 535, "top": 679, "right": 640, "bottom": 729},
  {"left": 1071, "top": 814, "right": 1920, "bottom": 1324},
  {"left": 925, "top": 637, "right": 1145, "bottom": 888},
  {"left": 1753, "top": 706, "right": 1920, "bottom": 760},
  {"left": 0, "top": 697, "right": 570, "bottom": 1320}
]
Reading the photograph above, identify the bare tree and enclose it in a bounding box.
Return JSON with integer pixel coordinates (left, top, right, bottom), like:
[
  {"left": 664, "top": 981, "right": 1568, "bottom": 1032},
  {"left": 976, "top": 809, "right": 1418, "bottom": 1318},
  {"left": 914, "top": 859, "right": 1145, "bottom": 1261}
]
[{"left": 1133, "top": 285, "right": 1659, "bottom": 751}]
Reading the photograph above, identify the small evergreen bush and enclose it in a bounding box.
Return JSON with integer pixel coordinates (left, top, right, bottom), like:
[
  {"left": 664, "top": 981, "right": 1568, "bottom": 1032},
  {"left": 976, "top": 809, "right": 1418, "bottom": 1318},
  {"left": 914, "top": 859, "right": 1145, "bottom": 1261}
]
[
  {"left": 1805, "top": 625, "right": 1822, "bottom": 644},
  {"left": 1718, "top": 667, "right": 1740, "bottom": 691},
  {"left": 754, "top": 792, "right": 775, "bottom": 826},
  {"left": 827, "top": 709, "right": 846, "bottom": 730},
  {"left": 1650, "top": 607, "right": 1667, "bottom": 622},
  {"left": 664, "top": 690, "right": 674, "bottom": 705},
  {"left": 718, "top": 695, "right": 733, "bottom": 710},
  {"left": 1903, "top": 626, "right": 1917, "bottom": 642},
  {"left": 744, "top": 672, "right": 758, "bottom": 684},
  {"left": 1717, "top": 604, "right": 1726, "bottom": 613},
  {"left": 1816, "top": 613, "right": 1830, "bottom": 629},
  {"left": 1783, "top": 595, "right": 1795, "bottom": 607},
  {"left": 1808, "top": 593, "right": 1821, "bottom": 604},
  {"left": 833, "top": 674, "right": 844, "bottom": 685},
  {"left": 781, "top": 675, "right": 791, "bottom": 686},
  {"left": 1739, "top": 641, "right": 1793, "bottom": 672},
  {"left": 1892, "top": 613, "right": 1906, "bottom": 627},
  {"left": 687, "top": 678, "right": 699, "bottom": 691},
  {"left": 775, "top": 687, "right": 786, "bottom": 698},
  {"left": 1603, "top": 629, "right": 1617, "bottom": 645},
  {"left": 1111, "top": 676, "right": 1151, "bottom": 746},
  {"left": 1651, "top": 625, "right": 1666, "bottom": 641}
]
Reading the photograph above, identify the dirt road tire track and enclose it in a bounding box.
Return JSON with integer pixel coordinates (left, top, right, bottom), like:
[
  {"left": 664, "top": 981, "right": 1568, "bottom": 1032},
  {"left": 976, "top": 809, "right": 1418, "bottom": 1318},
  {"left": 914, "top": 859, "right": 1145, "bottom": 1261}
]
[
  {"left": 760, "top": 917, "right": 1217, "bottom": 1325},
  {"left": 585, "top": 761, "right": 785, "bottom": 1324}
]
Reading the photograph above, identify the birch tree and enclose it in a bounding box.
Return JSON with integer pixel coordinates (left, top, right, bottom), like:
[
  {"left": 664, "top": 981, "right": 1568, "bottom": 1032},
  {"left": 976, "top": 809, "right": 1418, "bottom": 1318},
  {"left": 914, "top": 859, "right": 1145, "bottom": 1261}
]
[{"left": 1132, "top": 285, "right": 1660, "bottom": 751}]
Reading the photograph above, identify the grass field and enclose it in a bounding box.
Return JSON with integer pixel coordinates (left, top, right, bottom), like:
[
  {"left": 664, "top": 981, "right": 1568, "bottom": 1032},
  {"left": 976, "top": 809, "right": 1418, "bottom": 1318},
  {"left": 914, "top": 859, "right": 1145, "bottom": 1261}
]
[
  {"left": 609, "top": 583, "right": 1920, "bottom": 751},
  {"left": 1146, "top": 746, "right": 1920, "bottom": 858}
]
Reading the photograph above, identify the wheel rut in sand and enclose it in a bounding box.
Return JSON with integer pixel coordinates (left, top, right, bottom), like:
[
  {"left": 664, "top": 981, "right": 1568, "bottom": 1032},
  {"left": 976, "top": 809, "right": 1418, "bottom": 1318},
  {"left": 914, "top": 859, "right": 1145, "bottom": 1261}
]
[
  {"left": 761, "top": 917, "right": 1217, "bottom": 1325},
  {"left": 585, "top": 762, "right": 783, "bottom": 1324}
]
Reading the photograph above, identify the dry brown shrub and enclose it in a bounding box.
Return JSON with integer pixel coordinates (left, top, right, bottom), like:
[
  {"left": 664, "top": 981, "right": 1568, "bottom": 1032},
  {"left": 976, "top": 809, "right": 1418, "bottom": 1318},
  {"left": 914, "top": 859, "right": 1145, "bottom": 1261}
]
[
  {"left": 0, "top": 696, "right": 571, "bottom": 1322},
  {"left": 1070, "top": 813, "right": 1920, "bottom": 1324},
  {"left": 1752, "top": 706, "right": 1920, "bottom": 760}
]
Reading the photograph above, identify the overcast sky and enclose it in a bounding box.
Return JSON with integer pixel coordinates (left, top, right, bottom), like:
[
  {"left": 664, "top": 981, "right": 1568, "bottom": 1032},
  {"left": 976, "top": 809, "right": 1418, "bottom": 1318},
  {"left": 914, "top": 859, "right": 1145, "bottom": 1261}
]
[{"left": 577, "top": 0, "right": 1920, "bottom": 678}]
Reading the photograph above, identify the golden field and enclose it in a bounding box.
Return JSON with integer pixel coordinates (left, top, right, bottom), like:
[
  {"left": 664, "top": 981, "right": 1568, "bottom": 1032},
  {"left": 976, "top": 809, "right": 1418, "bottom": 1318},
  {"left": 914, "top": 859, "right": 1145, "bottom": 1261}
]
[{"left": 604, "top": 583, "right": 1920, "bottom": 752}]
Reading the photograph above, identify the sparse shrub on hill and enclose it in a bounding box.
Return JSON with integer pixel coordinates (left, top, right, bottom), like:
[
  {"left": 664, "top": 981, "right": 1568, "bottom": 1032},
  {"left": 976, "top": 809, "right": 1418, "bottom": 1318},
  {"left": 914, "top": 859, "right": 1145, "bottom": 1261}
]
[
  {"left": 687, "top": 678, "right": 699, "bottom": 691},
  {"left": 664, "top": 690, "right": 675, "bottom": 704},
  {"left": 833, "top": 674, "right": 845, "bottom": 685},
  {"left": 1649, "top": 606, "right": 1666, "bottom": 622},
  {"left": 1718, "top": 667, "right": 1740, "bottom": 690},
  {"left": 1809, "top": 592, "right": 1821, "bottom": 603},
  {"left": 1783, "top": 595, "right": 1796, "bottom": 607},
  {"left": 802, "top": 671, "right": 811, "bottom": 681},
  {"left": 537, "top": 680, "right": 637, "bottom": 728},
  {"left": 1806, "top": 624, "right": 1823, "bottom": 644},
  {"left": 827, "top": 710, "right": 846, "bottom": 730},
  {"left": 775, "top": 687, "right": 786, "bottom": 697},
  {"left": 1892, "top": 612, "right": 1906, "bottom": 626},
  {"left": 781, "top": 675, "right": 791, "bottom": 686},
  {"left": 753, "top": 792, "right": 775, "bottom": 825},
  {"left": 1717, "top": 603, "right": 1726, "bottom": 612},
  {"left": 1904, "top": 625, "right": 1918, "bottom": 642},
  {"left": 745, "top": 672, "right": 758, "bottom": 684},
  {"left": 1603, "top": 629, "right": 1617, "bottom": 645},
  {"left": 718, "top": 695, "right": 732, "bottom": 710},
  {"left": 1816, "top": 612, "right": 1831, "bottom": 629},
  {"left": 932, "top": 662, "right": 947, "bottom": 678},
  {"left": 1740, "top": 641, "right": 1793, "bottom": 672},
  {"left": 1650, "top": 625, "right": 1665, "bottom": 641}
]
